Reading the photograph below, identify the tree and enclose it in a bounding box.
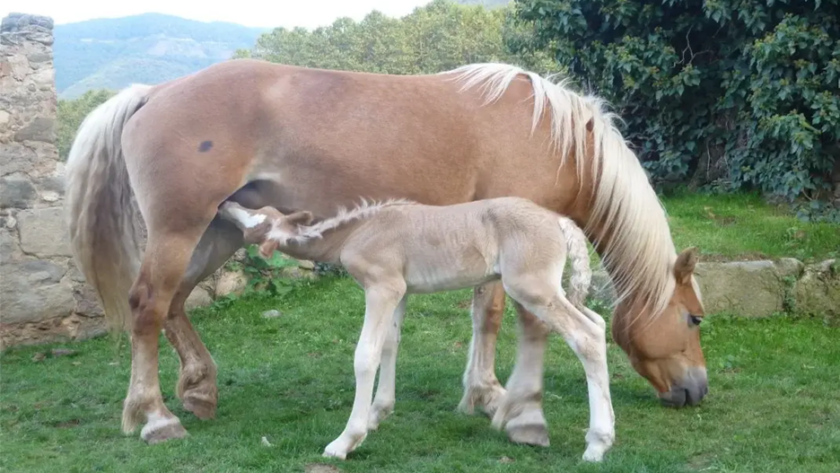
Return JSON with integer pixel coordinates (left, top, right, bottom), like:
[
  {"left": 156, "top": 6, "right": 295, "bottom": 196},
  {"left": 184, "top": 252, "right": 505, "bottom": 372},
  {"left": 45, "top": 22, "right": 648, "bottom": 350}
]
[{"left": 237, "top": 0, "right": 557, "bottom": 76}]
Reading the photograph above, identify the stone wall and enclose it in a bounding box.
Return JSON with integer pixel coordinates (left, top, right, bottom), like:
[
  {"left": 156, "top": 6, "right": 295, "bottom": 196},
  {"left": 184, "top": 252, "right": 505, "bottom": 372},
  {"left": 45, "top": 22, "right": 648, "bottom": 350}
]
[
  {"left": 589, "top": 258, "right": 839, "bottom": 319},
  {"left": 0, "top": 13, "right": 104, "bottom": 349}
]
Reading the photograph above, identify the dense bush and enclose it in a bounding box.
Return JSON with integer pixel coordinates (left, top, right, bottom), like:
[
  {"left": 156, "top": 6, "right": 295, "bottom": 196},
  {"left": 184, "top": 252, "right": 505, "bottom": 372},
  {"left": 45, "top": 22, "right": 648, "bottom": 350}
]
[{"left": 511, "top": 0, "right": 839, "bottom": 220}]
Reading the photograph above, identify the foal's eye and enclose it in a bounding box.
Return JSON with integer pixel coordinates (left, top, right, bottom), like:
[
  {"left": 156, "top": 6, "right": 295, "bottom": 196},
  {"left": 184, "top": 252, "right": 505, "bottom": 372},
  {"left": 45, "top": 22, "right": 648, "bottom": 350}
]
[{"left": 689, "top": 314, "right": 703, "bottom": 326}]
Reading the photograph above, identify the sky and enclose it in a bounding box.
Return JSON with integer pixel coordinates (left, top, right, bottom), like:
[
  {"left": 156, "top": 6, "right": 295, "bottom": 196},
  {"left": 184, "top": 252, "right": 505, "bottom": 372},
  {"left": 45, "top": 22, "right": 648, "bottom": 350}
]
[{"left": 0, "top": 0, "right": 431, "bottom": 29}]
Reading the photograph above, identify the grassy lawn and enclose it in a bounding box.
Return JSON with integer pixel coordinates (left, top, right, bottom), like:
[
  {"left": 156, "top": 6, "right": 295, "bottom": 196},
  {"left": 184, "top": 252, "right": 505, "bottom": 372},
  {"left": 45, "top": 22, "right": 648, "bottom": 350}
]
[
  {"left": 659, "top": 191, "right": 839, "bottom": 262},
  {"left": 2, "top": 275, "right": 839, "bottom": 473}
]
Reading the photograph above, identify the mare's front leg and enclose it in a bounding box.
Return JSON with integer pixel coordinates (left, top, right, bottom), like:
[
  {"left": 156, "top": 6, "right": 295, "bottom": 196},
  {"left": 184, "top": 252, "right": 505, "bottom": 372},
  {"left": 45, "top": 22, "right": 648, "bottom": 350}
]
[
  {"left": 490, "top": 303, "right": 551, "bottom": 447},
  {"left": 368, "top": 296, "right": 407, "bottom": 430},
  {"left": 323, "top": 282, "right": 407, "bottom": 459},
  {"left": 506, "top": 280, "right": 615, "bottom": 462},
  {"left": 163, "top": 217, "right": 244, "bottom": 420},
  {"left": 458, "top": 281, "right": 507, "bottom": 417}
]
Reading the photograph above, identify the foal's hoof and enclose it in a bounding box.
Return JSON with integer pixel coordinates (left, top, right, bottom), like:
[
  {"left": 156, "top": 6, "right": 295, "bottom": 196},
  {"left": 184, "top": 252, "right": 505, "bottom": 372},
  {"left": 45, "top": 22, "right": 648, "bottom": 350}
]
[
  {"left": 506, "top": 422, "right": 550, "bottom": 447},
  {"left": 582, "top": 446, "right": 607, "bottom": 463},
  {"left": 141, "top": 418, "right": 189, "bottom": 445},
  {"left": 182, "top": 391, "right": 217, "bottom": 420}
]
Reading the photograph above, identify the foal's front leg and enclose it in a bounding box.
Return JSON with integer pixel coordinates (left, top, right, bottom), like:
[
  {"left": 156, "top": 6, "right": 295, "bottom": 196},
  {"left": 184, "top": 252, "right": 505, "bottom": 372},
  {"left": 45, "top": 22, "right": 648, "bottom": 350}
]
[
  {"left": 323, "top": 284, "right": 406, "bottom": 460},
  {"left": 368, "top": 296, "right": 407, "bottom": 430}
]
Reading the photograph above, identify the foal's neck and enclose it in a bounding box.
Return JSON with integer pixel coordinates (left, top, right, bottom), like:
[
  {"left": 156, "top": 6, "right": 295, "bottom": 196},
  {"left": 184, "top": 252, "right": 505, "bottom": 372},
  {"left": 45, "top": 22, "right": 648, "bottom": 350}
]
[{"left": 277, "top": 199, "right": 415, "bottom": 262}]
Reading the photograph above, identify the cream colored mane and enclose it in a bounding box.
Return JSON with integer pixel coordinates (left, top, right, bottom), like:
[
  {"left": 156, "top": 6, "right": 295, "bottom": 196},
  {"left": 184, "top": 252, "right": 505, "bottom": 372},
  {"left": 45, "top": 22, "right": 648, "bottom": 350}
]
[
  {"left": 288, "top": 198, "right": 417, "bottom": 243},
  {"left": 444, "top": 63, "right": 678, "bottom": 320}
]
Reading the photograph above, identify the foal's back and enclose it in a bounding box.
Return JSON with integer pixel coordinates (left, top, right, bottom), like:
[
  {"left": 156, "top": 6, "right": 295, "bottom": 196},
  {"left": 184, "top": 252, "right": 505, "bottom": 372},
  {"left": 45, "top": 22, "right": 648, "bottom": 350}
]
[{"left": 342, "top": 197, "right": 567, "bottom": 293}]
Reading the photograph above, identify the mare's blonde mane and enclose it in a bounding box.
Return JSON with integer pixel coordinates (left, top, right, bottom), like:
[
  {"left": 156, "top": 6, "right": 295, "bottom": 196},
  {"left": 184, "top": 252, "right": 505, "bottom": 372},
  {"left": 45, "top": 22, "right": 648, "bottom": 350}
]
[{"left": 443, "top": 63, "right": 678, "bottom": 321}]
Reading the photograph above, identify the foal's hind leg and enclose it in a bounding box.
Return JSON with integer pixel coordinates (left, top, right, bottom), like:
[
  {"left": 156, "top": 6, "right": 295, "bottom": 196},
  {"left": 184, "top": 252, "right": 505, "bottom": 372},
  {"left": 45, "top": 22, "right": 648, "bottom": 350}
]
[
  {"left": 163, "top": 218, "right": 244, "bottom": 420},
  {"left": 491, "top": 303, "right": 551, "bottom": 447},
  {"left": 123, "top": 226, "right": 212, "bottom": 443},
  {"left": 458, "top": 281, "right": 507, "bottom": 417}
]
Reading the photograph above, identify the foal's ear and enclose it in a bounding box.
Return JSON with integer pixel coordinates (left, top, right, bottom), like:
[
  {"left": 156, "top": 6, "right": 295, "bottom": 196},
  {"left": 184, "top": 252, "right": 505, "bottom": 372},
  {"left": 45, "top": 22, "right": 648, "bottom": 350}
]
[
  {"left": 285, "top": 211, "right": 314, "bottom": 227},
  {"left": 674, "top": 247, "right": 699, "bottom": 284},
  {"left": 585, "top": 117, "right": 595, "bottom": 133}
]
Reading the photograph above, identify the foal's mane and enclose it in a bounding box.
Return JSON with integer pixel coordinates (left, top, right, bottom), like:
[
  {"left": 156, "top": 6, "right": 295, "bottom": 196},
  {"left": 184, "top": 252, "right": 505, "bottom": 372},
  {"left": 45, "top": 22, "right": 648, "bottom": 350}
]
[
  {"left": 290, "top": 198, "right": 417, "bottom": 243},
  {"left": 443, "top": 63, "right": 678, "bottom": 321}
]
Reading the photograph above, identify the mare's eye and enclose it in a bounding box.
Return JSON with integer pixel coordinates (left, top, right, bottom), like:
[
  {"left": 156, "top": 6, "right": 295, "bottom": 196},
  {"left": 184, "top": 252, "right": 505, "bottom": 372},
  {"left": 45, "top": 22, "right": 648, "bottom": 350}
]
[{"left": 689, "top": 314, "right": 703, "bottom": 326}]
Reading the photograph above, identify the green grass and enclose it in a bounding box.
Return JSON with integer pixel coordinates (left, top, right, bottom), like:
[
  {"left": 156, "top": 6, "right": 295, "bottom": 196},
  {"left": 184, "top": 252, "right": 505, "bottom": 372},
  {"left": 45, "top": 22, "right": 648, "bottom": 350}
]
[
  {"left": 660, "top": 191, "right": 839, "bottom": 262},
  {"left": 2, "top": 276, "right": 839, "bottom": 473}
]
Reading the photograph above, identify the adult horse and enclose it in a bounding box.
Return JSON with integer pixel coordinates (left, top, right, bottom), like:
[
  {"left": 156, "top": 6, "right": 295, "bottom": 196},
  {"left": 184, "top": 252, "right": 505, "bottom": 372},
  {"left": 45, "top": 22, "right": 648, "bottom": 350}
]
[{"left": 65, "top": 59, "right": 708, "bottom": 448}]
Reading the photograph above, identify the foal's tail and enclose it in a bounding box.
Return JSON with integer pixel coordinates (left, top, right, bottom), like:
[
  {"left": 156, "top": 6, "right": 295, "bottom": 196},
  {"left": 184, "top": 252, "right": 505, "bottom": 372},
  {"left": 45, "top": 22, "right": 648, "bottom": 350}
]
[
  {"left": 65, "top": 84, "right": 152, "bottom": 332},
  {"left": 558, "top": 216, "right": 592, "bottom": 307}
]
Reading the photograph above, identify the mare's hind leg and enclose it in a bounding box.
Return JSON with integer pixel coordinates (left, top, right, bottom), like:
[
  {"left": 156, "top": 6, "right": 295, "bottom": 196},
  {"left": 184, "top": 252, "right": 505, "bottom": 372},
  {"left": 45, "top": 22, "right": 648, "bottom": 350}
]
[
  {"left": 163, "top": 217, "right": 244, "bottom": 420},
  {"left": 457, "top": 281, "right": 507, "bottom": 417},
  {"left": 502, "top": 279, "right": 615, "bottom": 462},
  {"left": 123, "top": 223, "right": 213, "bottom": 443},
  {"left": 491, "top": 303, "right": 551, "bottom": 447}
]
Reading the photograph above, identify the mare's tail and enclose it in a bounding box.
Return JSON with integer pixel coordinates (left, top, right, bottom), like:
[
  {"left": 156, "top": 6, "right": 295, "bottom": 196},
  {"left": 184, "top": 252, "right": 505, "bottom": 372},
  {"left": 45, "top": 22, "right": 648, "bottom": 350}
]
[
  {"left": 558, "top": 216, "right": 592, "bottom": 307},
  {"left": 65, "top": 84, "right": 152, "bottom": 332}
]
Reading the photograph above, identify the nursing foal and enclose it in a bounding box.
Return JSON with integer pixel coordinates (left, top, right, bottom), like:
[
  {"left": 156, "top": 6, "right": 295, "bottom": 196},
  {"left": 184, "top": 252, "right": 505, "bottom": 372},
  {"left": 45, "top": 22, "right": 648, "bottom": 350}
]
[{"left": 218, "top": 196, "right": 613, "bottom": 462}]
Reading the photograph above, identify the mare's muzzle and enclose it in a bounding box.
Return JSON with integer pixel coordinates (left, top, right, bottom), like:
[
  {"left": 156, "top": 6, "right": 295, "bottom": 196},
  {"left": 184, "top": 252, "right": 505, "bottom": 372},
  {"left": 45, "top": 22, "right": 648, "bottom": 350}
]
[{"left": 658, "top": 367, "right": 708, "bottom": 407}]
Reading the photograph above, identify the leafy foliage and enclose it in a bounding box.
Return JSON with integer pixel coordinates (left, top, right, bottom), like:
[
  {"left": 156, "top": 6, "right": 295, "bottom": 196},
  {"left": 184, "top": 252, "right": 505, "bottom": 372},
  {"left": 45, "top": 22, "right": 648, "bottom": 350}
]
[
  {"left": 235, "top": 0, "right": 558, "bottom": 76},
  {"left": 511, "top": 0, "right": 840, "bottom": 220},
  {"left": 56, "top": 89, "right": 116, "bottom": 160}
]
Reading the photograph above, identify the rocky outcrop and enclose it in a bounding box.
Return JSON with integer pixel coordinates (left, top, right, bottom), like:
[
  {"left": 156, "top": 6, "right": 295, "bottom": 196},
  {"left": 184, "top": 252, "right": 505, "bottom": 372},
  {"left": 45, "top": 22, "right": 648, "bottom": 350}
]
[{"left": 0, "top": 13, "right": 105, "bottom": 349}]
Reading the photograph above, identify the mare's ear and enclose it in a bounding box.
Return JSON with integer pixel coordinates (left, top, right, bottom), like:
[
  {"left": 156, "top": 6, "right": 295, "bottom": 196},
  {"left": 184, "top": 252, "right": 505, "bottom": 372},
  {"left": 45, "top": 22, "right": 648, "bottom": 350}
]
[
  {"left": 674, "top": 247, "right": 699, "bottom": 284},
  {"left": 285, "top": 211, "right": 314, "bottom": 227},
  {"left": 585, "top": 117, "right": 595, "bottom": 133},
  {"left": 259, "top": 239, "right": 279, "bottom": 259}
]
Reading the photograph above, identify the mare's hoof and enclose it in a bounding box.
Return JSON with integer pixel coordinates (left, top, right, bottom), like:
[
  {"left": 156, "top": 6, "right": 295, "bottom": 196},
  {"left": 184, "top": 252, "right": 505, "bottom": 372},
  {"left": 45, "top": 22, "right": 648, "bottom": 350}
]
[{"left": 183, "top": 391, "right": 217, "bottom": 420}]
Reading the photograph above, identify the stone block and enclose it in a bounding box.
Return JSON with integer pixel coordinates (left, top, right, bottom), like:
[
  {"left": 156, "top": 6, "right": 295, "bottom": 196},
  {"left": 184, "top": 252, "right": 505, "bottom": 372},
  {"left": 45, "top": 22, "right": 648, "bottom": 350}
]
[
  {"left": 0, "top": 173, "right": 37, "bottom": 208},
  {"left": 14, "top": 116, "right": 54, "bottom": 143},
  {"left": 185, "top": 286, "right": 214, "bottom": 310},
  {"left": 216, "top": 269, "right": 248, "bottom": 297},
  {"left": 0, "top": 227, "right": 23, "bottom": 263},
  {"left": 26, "top": 51, "right": 50, "bottom": 63},
  {"left": 0, "top": 143, "right": 37, "bottom": 175},
  {"left": 0, "top": 260, "right": 74, "bottom": 323},
  {"left": 794, "top": 259, "right": 839, "bottom": 318},
  {"left": 17, "top": 207, "right": 72, "bottom": 257},
  {"left": 694, "top": 260, "right": 788, "bottom": 317}
]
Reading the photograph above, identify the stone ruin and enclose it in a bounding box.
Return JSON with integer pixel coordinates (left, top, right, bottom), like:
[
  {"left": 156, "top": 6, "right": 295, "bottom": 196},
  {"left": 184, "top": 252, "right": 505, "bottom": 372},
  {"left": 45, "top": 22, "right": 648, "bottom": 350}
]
[
  {"left": 0, "top": 13, "right": 107, "bottom": 349},
  {"left": 0, "top": 12, "right": 836, "bottom": 351}
]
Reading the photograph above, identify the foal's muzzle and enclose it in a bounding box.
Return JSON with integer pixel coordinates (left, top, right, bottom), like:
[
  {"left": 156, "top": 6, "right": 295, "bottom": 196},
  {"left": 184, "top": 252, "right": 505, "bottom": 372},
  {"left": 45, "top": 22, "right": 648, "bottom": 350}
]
[{"left": 658, "top": 367, "right": 708, "bottom": 408}]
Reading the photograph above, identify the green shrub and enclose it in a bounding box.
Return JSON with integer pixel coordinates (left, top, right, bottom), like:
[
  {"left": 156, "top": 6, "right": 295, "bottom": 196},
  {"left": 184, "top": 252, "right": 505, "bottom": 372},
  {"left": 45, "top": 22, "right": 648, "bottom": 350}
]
[{"left": 511, "top": 0, "right": 840, "bottom": 221}]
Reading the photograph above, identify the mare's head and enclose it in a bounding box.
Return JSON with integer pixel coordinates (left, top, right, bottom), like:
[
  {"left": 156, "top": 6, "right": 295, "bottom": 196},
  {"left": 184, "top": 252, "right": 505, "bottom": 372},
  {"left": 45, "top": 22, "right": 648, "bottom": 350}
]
[{"left": 610, "top": 247, "right": 708, "bottom": 407}]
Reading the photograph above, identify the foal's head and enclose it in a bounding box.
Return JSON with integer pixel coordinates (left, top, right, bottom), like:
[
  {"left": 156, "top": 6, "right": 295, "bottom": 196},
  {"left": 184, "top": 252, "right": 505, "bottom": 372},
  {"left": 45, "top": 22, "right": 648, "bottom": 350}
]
[
  {"left": 219, "top": 201, "right": 314, "bottom": 257},
  {"left": 611, "top": 247, "right": 708, "bottom": 408}
]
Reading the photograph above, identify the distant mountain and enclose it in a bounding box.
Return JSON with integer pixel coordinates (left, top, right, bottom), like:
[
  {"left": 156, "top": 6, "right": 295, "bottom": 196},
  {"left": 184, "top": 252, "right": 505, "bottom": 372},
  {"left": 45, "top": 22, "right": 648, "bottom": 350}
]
[{"left": 54, "top": 13, "right": 270, "bottom": 99}]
